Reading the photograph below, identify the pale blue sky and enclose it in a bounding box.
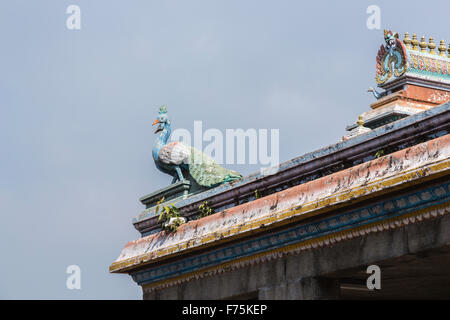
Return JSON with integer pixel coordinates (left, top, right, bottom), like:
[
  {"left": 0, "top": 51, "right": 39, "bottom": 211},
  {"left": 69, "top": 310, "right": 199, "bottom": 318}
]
[{"left": 0, "top": 0, "right": 449, "bottom": 299}]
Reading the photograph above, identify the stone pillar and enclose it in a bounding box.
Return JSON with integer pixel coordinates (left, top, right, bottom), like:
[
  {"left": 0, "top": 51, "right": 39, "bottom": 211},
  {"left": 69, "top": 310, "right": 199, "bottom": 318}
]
[{"left": 258, "top": 277, "right": 340, "bottom": 300}]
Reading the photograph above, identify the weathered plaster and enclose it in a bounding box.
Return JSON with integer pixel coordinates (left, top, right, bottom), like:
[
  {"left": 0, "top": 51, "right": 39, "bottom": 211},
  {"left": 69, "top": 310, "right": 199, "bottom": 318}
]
[
  {"left": 142, "top": 212, "right": 450, "bottom": 299},
  {"left": 110, "top": 134, "right": 450, "bottom": 274}
]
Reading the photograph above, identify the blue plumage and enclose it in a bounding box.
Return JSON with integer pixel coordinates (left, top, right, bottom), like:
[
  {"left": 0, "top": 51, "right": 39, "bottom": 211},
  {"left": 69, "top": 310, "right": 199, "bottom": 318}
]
[{"left": 151, "top": 106, "right": 242, "bottom": 187}]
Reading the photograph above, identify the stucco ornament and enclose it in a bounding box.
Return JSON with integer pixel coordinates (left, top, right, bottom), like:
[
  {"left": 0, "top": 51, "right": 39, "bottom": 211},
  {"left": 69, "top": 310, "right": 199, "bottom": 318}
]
[
  {"left": 375, "top": 30, "right": 407, "bottom": 84},
  {"left": 151, "top": 105, "right": 242, "bottom": 187}
]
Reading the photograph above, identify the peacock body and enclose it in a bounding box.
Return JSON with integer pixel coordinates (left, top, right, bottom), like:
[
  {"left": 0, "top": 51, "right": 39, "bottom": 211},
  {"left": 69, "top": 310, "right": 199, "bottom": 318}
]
[{"left": 152, "top": 106, "right": 242, "bottom": 188}]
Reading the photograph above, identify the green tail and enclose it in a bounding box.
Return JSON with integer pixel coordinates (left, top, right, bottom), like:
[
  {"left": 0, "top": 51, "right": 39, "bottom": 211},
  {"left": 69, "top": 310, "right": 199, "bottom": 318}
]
[{"left": 188, "top": 147, "right": 242, "bottom": 187}]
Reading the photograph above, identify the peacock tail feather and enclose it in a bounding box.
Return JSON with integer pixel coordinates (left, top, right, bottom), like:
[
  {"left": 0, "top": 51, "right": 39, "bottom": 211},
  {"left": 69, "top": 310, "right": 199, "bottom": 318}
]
[
  {"left": 187, "top": 146, "right": 242, "bottom": 187},
  {"left": 152, "top": 106, "right": 242, "bottom": 188}
]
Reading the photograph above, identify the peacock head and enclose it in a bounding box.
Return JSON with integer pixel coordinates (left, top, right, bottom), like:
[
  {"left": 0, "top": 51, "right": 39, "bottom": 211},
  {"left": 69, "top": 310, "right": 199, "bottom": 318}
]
[
  {"left": 384, "top": 29, "right": 399, "bottom": 51},
  {"left": 152, "top": 105, "right": 171, "bottom": 134}
]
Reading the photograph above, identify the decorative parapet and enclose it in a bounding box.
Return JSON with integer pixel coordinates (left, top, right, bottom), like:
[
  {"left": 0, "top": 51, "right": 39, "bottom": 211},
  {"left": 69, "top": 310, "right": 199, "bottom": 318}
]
[
  {"left": 376, "top": 30, "right": 450, "bottom": 87},
  {"left": 110, "top": 133, "right": 450, "bottom": 276},
  {"left": 345, "top": 31, "right": 450, "bottom": 134}
]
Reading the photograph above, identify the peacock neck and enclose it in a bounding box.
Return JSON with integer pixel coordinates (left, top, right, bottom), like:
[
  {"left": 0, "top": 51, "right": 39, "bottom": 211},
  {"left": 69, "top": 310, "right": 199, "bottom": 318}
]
[{"left": 152, "top": 122, "right": 171, "bottom": 161}]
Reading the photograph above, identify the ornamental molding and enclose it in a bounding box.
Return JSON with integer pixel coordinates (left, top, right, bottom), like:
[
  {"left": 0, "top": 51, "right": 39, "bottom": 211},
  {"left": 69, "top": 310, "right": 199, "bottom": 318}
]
[
  {"left": 375, "top": 30, "right": 450, "bottom": 86},
  {"left": 141, "top": 201, "right": 450, "bottom": 293}
]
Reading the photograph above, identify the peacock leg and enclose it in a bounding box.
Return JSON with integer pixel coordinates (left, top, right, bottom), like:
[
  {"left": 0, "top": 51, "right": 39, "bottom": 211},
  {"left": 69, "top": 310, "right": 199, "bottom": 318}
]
[{"left": 175, "top": 166, "right": 184, "bottom": 181}]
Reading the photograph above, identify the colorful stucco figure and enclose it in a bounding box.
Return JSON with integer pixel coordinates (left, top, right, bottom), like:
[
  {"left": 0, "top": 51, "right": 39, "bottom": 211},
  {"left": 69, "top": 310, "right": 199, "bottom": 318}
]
[
  {"left": 375, "top": 29, "right": 449, "bottom": 86},
  {"left": 375, "top": 30, "right": 408, "bottom": 84},
  {"left": 151, "top": 105, "right": 242, "bottom": 187}
]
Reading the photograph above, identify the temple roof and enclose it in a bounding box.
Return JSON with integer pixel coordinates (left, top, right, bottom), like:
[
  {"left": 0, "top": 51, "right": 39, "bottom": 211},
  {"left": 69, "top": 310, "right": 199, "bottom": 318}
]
[{"left": 110, "top": 132, "right": 450, "bottom": 274}]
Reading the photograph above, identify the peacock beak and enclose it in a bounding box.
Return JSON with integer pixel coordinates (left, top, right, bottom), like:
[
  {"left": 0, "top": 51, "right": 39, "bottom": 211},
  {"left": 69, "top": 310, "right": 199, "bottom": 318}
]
[{"left": 153, "top": 119, "right": 163, "bottom": 134}]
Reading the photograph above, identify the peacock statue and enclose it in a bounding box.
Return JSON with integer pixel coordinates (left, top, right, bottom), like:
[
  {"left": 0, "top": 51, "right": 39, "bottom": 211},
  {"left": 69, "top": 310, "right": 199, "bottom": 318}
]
[{"left": 151, "top": 105, "right": 242, "bottom": 188}]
